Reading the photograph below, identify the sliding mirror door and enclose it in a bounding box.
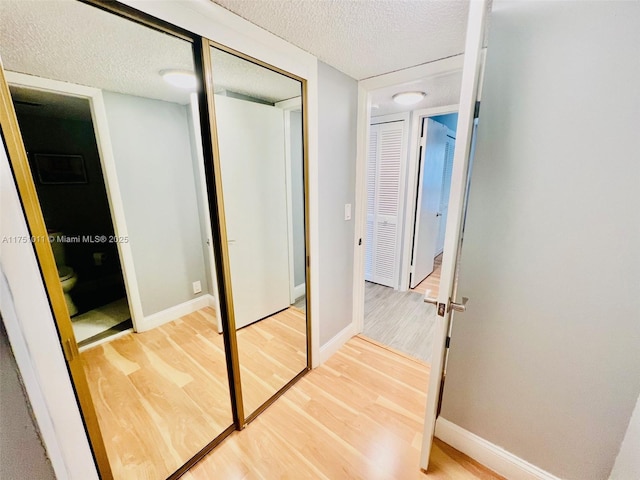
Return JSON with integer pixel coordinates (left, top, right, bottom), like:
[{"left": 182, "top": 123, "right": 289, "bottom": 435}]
[
  {"left": 209, "top": 45, "right": 309, "bottom": 419},
  {"left": 1, "top": 1, "right": 234, "bottom": 478}
]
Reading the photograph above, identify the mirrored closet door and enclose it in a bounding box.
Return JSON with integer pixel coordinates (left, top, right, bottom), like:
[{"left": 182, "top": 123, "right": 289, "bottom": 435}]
[
  {"left": 1, "top": 1, "right": 234, "bottom": 478},
  {"left": 208, "top": 44, "right": 310, "bottom": 420},
  {"left": 1, "top": 1, "right": 312, "bottom": 478}
]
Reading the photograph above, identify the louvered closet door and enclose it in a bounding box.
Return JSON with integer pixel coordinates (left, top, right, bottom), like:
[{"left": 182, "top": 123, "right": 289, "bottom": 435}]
[
  {"left": 365, "top": 125, "right": 379, "bottom": 281},
  {"left": 366, "top": 121, "right": 404, "bottom": 288}
]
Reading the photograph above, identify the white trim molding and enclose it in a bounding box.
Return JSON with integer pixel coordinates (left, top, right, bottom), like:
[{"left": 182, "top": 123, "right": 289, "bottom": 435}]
[
  {"left": 317, "top": 322, "right": 356, "bottom": 365},
  {"left": 435, "top": 418, "right": 563, "bottom": 480},
  {"left": 293, "top": 283, "right": 306, "bottom": 300},
  {"left": 136, "top": 294, "right": 217, "bottom": 332}
]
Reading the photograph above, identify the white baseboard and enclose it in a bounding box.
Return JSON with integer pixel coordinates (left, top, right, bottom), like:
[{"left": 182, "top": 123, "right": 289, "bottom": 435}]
[
  {"left": 317, "top": 322, "right": 356, "bottom": 365},
  {"left": 293, "top": 282, "right": 306, "bottom": 300},
  {"left": 435, "top": 418, "right": 562, "bottom": 480},
  {"left": 137, "top": 294, "right": 216, "bottom": 332}
]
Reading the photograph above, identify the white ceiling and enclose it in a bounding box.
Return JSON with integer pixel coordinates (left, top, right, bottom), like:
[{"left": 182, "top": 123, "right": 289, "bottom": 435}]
[
  {"left": 371, "top": 70, "right": 462, "bottom": 116},
  {"left": 211, "top": 47, "right": 301, "bottom": 103},
  {"left": 211, "top": 0, "right": 471, "bottom": 80},
  {"left": 0, "top": 0, "right": 195, "bottom": 104},
  {"left": 0, "top": 0, "right": 301, "bottom": 107}
]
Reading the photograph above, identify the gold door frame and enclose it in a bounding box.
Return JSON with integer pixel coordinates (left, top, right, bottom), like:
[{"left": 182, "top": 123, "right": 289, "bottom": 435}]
[
  {"left": 203, "top": 38, "right": 313, "bottom": 425},
  {"left": 0, "top": 62, "right": 115, "bottom": 480},
  {"left": 0, "top": 0, "right": 313, "bottom": 478}
]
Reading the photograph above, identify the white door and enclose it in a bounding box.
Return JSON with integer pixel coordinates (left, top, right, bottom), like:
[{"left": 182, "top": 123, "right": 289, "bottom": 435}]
[
  {"left": 420, "top": 0, "right": 489, "bottom": 469},
  {"left": 365, "top": 121, "right": 405, "bottom": 287},
  {"left": 215, "top": 95, "right": 291, "bottom": 330},
  {"left": 410, "top": 119, "right": 447, "bottom": 288},
  {"left": 436, "top": 131, "right": 456, "bottom": 254}
]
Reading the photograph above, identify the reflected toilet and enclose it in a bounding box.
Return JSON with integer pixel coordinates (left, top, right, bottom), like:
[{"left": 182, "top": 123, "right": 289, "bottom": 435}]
[{"left": 49, "top": 232, "right": 78, "bottom": 316}]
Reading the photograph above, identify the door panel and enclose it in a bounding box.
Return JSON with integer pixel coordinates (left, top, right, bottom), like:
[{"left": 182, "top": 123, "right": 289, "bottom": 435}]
[
  {"left": 365, "top": 125, "right": 378, "bottom": 281},
  {"left": 411, "top": 119, "right": 447, "bottom": 288},
  {"left": 215, "top": 94, "right": 290, "bottom": 330},
  {"left": 366, "top": 121, "right": 404, "bottom": 287},
  {"left": 436, "top": 133, "right": 456, "bottom": 253},
  {"left": 419, "top": 0, "right": 489, "bottom": 469}
]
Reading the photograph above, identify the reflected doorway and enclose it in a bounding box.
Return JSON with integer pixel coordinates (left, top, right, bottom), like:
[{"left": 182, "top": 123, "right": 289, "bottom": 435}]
[{"left": 12, "top": 86, "right": 133, "bottom": 349}]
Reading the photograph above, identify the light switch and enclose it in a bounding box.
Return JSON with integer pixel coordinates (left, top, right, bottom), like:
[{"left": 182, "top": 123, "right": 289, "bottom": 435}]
[{"left": 344, "top": 203, "right": 352, "bottom": 221}]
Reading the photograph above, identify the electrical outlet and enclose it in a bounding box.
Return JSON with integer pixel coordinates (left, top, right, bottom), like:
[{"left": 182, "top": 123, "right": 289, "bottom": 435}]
[
  {"left": 344, "top": 203, "right": 352, "bottom": 221},
  {"left": 192, "top": 281, "right": 202, "bottom": 294}
]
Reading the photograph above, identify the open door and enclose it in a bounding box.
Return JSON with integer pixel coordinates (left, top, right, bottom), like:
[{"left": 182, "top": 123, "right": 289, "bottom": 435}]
[
  {"left": 420, "top": 0, "right": 489, "bottom": 470},
  {"left": 410, "top": 118, "right": 447, "bottom": 288}
]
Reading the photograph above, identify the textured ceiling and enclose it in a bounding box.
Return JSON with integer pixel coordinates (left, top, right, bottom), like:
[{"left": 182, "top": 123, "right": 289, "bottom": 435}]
[
  {"left": 0, "top": 0, "right": 300, "bottom": 106},
  {"left": 211, "top": 0, "right": 470, "bottom": 80},
  {"left": 371, "top": 70, "right": 463, "bottom": 116},
  {"left": 211, "top": 47, "right": 301, "bottom": 103},
  {"left": 0, "top": 0, "right": 194, "bottom": 104}
]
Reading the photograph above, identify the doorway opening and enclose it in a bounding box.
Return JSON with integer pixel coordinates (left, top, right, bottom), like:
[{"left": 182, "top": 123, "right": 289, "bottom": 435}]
[
  {"left": 363, "top": 104, "right": 458, "bottom": 363},
  {"left": 408, "top": 113, "right": 458, "bottom": 299},
  {"left": 10, "top": 86, "right": 133, "bottom": 349}
]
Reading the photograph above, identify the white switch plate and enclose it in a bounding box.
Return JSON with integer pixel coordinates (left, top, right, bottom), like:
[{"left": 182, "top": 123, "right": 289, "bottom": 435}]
[
  {"left": 344, "top": 203, "right": 352, "bottom": 221},
  {"left": 192, "top": 281, "right": 202, "bottom": 294}
]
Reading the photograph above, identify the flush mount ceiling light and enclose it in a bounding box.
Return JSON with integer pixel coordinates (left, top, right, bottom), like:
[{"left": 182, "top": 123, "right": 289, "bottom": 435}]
[
  {"left": 392, "top": 91, "right": 426, "bottom": 105},
  {"left": 161, "top": 70, "right": 197, "bottom": 89}
]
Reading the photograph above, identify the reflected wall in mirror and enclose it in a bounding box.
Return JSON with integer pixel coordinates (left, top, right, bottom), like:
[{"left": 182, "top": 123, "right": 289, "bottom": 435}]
[
  {"left": 209, "top": 46, "right": 308, "bottom": 418},
  {"left": 1, "top": 1, "right": 232, "bottom": 478}
]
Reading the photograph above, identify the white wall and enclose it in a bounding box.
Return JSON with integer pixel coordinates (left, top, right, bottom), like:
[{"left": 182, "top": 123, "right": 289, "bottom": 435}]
[
  {"left": 610, "top": 392, "right": 640, "bottom": 479},
  {"left": 0, "top": 316, "right": 55, "bottom": 480},
  {"left": 440, "top": 2, "right": 640, "bottom": 479},
  {"left": 102, "top": 91, "right": 208, "bottom": 317},
  {"left": 317, "top": 61, "right": 358, "bottom": 345}
]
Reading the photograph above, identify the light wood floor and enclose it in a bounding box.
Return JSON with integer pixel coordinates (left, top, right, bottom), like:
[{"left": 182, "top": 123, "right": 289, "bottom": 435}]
[
  {"left": 238, "top": 306, "right": 307, "bottom": 416},
  {"left": 81, "top": 306, "right": 306, "bottom": 480},
  {"left": 412, "top": 253, "right": 443, "bottom": 297},
  {"left": 183, "top": 335, "right": 504, "bottom": 480},
  {"left": 364, "top": 283, "right": 437, "bottom": 362}
]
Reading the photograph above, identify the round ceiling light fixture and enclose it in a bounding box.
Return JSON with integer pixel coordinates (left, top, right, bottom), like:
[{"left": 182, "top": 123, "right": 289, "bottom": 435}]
[
  {"left": 392, "top": 91, "right": 426, "bottom": 105},
  {"left": 161, "top": 69, "right": 197, "bottom": 89}
]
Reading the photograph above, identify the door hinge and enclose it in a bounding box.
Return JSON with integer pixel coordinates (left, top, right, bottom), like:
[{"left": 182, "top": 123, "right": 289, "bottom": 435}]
[
  {"left": 358, "top": 238, "right": 362, "bottom": 246},
  {"left": 306, "top": 255, "right": 310, "bottom": 267},
  {"left": 445, "top": 336, "right": 451, "bottom": 349}
]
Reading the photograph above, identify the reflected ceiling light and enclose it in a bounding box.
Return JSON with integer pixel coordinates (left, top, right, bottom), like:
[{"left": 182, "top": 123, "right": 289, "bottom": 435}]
[
  {"left": 161, "top": 70, "right": 197, "bottom": 89},
  {"left": 371, "top": 103, "right": 380, "bottom": 109},
  {"left": 392, "top": 91, "right": 426, "bottom": 105}
]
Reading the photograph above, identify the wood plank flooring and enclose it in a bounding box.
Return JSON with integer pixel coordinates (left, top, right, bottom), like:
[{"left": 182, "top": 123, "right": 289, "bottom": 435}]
[
  {"left": 364, "top": 282, "right": 437, "bottom": 362},
  {"left": 237, "top": 306, "right": 307, "bottom": 416},
  {"left": 81, "top": 306, "right": 306, "bottom": 480},
  {"left": 182, "top": 335, "right": 504, "bottom": 480},
  {"left": 412, "top": 253, "right": 443, "bottom": 297}
]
